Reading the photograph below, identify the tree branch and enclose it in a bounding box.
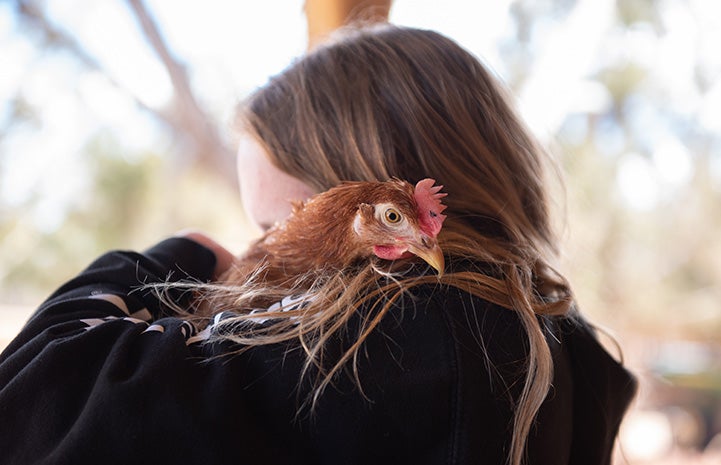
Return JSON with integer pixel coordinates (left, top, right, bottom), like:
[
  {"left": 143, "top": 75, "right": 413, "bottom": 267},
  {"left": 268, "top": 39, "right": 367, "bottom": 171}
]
[
  {"left": 16, "top": 0, "right": 237, "bottom": 188},
  {"left": 126, "top": 0, "right": 237, "bottom": 188},
  {"left": 16, "top": 0, "right": 160, "bottom": 118}
]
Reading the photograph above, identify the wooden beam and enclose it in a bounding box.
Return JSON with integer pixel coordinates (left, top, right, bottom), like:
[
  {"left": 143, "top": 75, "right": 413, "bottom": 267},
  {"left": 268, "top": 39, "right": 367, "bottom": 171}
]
[{"left": 304, "top": 0, "right": 392, "bottom": 49}]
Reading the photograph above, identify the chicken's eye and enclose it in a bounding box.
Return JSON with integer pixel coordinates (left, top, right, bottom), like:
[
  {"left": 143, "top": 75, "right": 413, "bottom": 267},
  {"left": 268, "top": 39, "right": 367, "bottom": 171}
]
[{"left": 384, "top": 208, "right": 402, "bottom": 224}]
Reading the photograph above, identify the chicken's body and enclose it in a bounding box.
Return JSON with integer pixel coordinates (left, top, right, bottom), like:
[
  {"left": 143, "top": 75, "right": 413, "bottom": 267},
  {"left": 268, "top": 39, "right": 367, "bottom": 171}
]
[{"left": 221, "top": 178, "right": 447, "bottom": 303}]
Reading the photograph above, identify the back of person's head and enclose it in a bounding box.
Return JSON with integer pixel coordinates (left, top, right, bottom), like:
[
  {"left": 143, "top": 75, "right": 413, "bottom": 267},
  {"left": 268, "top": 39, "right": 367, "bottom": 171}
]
[
  {"left": 241, "top": 24, "right": 559, "bottom": 270},
  {"left": 236, "top": 24, "right": 574, "bottom": 465}
]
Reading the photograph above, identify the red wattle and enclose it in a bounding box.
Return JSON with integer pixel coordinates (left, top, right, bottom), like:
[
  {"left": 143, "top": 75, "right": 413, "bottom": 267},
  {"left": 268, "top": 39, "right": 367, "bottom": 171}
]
[{"left": 373, "top": 245, "right": 410, "bottom": 260}]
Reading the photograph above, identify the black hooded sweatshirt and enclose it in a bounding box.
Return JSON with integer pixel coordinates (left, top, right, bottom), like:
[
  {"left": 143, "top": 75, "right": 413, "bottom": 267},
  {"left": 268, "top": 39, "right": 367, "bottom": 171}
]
[{"left": 0, "top": 238, "right": 636, "bottom": 465}]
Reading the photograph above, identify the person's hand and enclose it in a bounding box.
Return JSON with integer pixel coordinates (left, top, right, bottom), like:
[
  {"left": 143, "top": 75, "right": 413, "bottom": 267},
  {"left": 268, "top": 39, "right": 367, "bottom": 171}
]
[{"left": 176, "top": 230, "right": 234, "bottom": 279}]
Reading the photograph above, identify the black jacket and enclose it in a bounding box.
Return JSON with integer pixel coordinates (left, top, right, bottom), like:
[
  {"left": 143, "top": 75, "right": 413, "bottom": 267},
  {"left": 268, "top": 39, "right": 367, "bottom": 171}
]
[{"left": 0, "top": 238, "right": 636, "bottom": 464}]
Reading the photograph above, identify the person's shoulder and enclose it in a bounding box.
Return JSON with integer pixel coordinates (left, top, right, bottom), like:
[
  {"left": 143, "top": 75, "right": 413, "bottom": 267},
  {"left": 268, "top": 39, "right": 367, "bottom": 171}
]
[
  {"left": 378, "top": 278, "right": 531, "bottom": 375},
  {"left": 559, "top": 314, "right": 638, "bottom": 395},
  {"left": 400, "top": 278, "right": 525, "bottom": 339}
]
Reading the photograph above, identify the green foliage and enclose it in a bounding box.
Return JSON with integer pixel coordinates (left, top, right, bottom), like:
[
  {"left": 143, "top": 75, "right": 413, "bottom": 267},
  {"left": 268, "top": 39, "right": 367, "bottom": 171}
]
[
  {"left": 0, "top": 131, "right": 248, "bottom": 305},
  {"left": 80, "top": 134, "right": 160, "bottom": 250},
  {"left": 597, "top": 63, "right": 648, "bottom": 105},
  {"left": 616, "top": 0, "right": 660, "bottom": 26}
]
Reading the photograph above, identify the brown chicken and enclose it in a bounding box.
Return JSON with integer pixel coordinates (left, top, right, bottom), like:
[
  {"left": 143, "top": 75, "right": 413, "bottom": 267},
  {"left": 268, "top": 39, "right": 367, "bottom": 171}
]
[{"left": 220, "top": 178, "right": 447, "bottom": 298}]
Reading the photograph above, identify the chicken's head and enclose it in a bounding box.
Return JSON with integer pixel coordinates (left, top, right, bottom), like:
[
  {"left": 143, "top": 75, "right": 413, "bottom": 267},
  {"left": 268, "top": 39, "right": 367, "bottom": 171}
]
[{"left": 352, "top": 178, "right": 447, "bottom": 276}]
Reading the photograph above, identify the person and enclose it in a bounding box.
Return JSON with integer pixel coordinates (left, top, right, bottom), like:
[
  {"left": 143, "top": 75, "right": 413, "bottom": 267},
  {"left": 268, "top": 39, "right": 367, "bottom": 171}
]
[{"left": 0, "top": 24, "right": 636, "bottom": 465}]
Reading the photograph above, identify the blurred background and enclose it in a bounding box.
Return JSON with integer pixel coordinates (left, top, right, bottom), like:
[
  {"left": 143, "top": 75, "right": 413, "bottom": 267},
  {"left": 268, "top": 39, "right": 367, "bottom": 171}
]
[{"left": 1, "top": 0, "right": 720, "bottom": 463}]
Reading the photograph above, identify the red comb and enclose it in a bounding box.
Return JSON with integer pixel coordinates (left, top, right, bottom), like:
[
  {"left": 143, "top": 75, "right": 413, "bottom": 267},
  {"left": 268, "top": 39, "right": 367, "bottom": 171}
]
[{"left": 414, "top": 178, "right": 447, "bottom": 237}]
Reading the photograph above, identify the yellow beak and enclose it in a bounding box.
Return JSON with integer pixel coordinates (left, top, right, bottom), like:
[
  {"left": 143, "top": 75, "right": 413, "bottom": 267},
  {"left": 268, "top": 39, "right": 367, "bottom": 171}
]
[{"left": 408, "top": 239, "right": 445, "bottom": 277}]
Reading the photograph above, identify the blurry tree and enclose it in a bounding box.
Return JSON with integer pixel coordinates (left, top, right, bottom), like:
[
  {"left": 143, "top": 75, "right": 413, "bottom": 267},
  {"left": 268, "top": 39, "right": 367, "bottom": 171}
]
[
  {"left": 15, "top": 0, "right": 236, "bottom": 187},
  {"left": 0, "top": 131, "right": 247, "bottom": 303},
  {"left": 0, "top": 132, "right": 153, "bottom": 299},
  {"left": 552, "top": 0, "right": 721, "bottom": 342},
  {"left": 124, "top": 0, "right": 235, "bottom": 185}
]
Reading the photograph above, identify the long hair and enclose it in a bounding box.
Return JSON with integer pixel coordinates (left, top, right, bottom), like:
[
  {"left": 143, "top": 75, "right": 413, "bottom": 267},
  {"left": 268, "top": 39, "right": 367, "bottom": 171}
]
[{"left": 214, "top": 24, "right": 573, "bottom": 465}]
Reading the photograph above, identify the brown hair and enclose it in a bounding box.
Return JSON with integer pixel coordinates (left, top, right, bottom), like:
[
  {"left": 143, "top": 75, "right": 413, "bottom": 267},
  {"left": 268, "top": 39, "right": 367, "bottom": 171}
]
[{"left": 229, "top": 24, "right": 573, "bottom": 465}]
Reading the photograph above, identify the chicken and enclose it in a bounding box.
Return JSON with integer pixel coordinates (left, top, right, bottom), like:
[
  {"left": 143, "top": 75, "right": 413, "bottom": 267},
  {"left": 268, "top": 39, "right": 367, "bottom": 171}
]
[{"left": 220, "top": 178, "right": 447, "bottom": 300}]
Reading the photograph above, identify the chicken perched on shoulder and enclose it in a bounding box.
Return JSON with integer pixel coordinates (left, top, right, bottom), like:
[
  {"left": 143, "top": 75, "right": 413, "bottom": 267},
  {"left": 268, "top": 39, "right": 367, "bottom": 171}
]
[{"left": 221, "top": 178, "right": 447, "bottom": 294}]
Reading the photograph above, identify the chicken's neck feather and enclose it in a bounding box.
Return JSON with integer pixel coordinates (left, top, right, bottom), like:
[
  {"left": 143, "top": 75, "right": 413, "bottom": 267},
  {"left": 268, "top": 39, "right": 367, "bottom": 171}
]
[{"left": 248, "top": 186, "right": 371, "bottom": 275}]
